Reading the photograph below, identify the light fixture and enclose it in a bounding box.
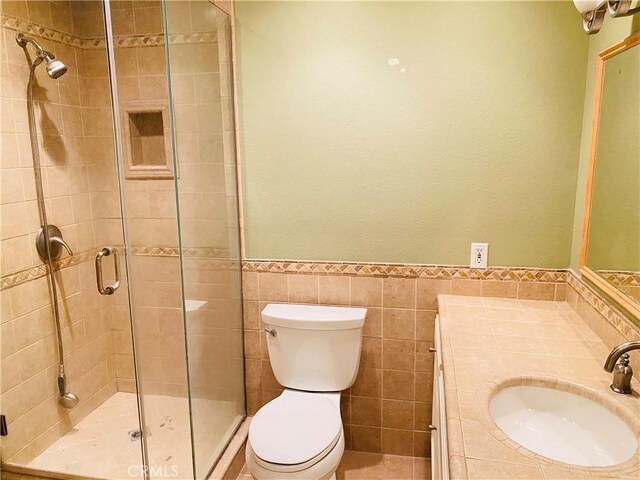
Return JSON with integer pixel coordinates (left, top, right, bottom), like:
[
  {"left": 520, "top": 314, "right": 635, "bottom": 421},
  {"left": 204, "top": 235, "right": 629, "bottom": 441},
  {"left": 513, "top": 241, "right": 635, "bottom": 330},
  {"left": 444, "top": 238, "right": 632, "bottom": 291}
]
[
  {"left": 574, "top": 0, "right": 639, "bottom": 34},
  {"left": 607, "top": 0, "right": 632, "bottom": 16},
  {"left": 573, "top": 0, "right": 607, "bottom": 34}
]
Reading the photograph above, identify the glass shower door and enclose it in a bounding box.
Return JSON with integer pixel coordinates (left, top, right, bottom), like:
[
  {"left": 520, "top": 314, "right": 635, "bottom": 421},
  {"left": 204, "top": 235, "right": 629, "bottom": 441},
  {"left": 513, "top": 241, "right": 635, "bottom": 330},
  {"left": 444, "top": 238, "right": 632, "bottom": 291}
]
[
  {"left": 105, "top": 1, "right": 245, "bottom": 478},
  {"left": 0, "top": 1, "right": 145, "bottom": 479},
  {"left": 164, "top": 1, "right": 246, "bottom": 478},
  {"left": 103, "top": 1, "right": 194, "bottom": 478}
]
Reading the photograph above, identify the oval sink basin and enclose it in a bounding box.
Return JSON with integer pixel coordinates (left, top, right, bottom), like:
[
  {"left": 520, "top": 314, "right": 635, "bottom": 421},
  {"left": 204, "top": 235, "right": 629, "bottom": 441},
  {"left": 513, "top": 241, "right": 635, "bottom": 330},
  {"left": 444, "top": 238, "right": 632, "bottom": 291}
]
[{"left": 490, "top": 386, "right": 638, "bottom": 467}]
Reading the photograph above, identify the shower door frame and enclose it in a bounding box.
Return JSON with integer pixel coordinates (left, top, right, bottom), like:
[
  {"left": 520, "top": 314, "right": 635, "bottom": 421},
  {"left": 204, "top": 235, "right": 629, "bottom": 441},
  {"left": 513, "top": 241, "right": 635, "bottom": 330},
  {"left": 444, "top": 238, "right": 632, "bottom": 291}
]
[{"left": 101, "top": 1, "right": 153, "bottom": 479}]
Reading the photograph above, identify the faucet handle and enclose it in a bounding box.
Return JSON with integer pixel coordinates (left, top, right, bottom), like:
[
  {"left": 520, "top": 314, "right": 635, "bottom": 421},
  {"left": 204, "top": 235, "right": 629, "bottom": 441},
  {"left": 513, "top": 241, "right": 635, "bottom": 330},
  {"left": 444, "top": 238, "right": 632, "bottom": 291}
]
[
  {"left": 50, "top": 236, "right": 73, "bottom": 256},
  {"left": 36, "top": 224, "right": 74, "bottom": 261},
  {"left": 611, "top": 353, "right": 633, "bottom": 395}
]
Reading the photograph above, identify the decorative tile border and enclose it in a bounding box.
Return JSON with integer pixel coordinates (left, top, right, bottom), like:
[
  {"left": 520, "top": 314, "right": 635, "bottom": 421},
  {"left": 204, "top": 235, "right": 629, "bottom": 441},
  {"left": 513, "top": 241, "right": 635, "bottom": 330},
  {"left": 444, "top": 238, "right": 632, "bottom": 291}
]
[
  {"left": 0, "top": 14, "right": 216, "bottom": 51},
  {"left": 91, "top": 32, "right": 217, "bottom": 50},
  {"left": 0, "top": 246, "right": 237, "bottom": 290},
  {"left": 0, "top": 14, "right": 84, "bottom": 48},
  {"left": 598, "top": 270, "right": 640, "bottom": 288},
  {"left": 241, "top": 259, "right": 567, "bottom": 282},
  {"left": 131, "top": 246, "right": 231, "bottom": 258},
  {"left": 567, "top": 271, "right": 640, "bottom": 342},
  {"left": 0, "top": 250, "right": 95, "bottom": 290},
  {"left": 131, "top": 246, "right": 180, "bottom": 257}
]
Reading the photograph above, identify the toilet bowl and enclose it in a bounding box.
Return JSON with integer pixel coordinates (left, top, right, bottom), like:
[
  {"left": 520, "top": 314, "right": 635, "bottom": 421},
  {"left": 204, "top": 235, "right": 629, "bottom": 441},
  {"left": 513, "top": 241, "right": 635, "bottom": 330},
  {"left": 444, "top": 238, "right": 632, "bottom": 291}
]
[
  {"left": 246, "top": 390, "right": 344, "bottom": 480},
  {"left": 246, "top": 304, "right": 366, "bottom": 480}
]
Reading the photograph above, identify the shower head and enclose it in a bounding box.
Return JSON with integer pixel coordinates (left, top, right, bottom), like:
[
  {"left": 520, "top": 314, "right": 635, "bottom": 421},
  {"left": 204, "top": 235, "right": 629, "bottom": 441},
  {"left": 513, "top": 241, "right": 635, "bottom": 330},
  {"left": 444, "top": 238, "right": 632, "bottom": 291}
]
[
  {"left": 15, "top": 33, "right": 67, "bottom": 79},
  {"left": 46, "top": 58, "right": 67, "bottom": 79}
]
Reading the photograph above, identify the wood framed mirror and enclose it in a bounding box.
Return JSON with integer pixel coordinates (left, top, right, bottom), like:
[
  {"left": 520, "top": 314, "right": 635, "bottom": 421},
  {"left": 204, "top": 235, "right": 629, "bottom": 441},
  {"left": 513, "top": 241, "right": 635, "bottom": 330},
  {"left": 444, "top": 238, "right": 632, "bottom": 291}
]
[{"left": 580, "top": 31, "right": 640, "bottom": 320}]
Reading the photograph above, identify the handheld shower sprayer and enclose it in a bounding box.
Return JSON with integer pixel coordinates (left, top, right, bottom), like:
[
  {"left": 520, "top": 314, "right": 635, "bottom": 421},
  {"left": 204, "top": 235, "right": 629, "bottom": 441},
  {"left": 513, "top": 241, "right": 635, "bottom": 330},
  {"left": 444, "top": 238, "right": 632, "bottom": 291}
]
[{"left": 15, "top": 32, "right": 77, "bottom": 409}]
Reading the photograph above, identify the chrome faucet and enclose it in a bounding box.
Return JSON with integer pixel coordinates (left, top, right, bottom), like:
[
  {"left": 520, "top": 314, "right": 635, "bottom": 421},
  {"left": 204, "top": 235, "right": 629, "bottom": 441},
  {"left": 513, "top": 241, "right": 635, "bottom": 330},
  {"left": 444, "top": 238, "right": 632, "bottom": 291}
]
[{"left": 603, "top": 341, "right": 639, "bottom": 394}]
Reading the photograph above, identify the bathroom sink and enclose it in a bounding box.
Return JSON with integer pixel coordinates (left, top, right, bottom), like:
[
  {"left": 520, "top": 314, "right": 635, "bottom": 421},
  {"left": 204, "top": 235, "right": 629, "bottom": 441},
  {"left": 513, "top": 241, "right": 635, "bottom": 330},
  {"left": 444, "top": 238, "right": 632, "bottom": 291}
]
[{"left": 490, "top": 386, "right": 637, "bottom": 467}]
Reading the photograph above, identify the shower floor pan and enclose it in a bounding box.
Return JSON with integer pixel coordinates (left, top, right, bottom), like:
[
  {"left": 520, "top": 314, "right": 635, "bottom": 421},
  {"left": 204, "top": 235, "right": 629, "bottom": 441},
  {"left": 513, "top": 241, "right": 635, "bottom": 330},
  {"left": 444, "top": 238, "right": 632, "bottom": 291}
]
[{"left": 11, "top": 392, "right": 241, "bottom": 479}]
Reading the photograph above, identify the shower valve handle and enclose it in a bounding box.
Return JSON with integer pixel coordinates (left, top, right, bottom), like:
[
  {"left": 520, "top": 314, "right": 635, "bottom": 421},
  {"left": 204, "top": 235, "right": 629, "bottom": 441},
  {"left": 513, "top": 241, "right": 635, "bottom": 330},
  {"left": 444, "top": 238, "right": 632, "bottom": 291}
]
[
  {"left": 50, "top": 236, "right": 73, "bottom": 256},
  {"left": 36, "top": 225, "right": 73, "bottom": 261}
]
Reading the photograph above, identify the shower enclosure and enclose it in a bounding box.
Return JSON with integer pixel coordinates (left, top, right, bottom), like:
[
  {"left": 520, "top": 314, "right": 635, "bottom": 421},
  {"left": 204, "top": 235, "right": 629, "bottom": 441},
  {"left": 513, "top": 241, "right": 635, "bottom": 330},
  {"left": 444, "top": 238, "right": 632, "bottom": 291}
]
[{"left": 0, "top": 1, "right": 244, "bottom": 479}]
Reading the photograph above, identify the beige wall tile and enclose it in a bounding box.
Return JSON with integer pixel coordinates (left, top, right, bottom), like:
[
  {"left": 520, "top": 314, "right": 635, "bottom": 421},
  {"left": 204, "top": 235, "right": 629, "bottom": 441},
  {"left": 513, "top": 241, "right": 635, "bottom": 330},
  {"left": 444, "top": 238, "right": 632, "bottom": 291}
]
[
  {"left": 451, "top": 279, "right": 482, "bottom": 296},
  {"left": 318, "top": 275, "right": 349, "bottom": 305},
  {"left": 381, "top": 428, "right": 413, "bottom": 456},
  {"left": 481, "top": 281, "right": 517, "bottom": 298},
  {"left": 243, "top": 330, "right": 261, "bottom": 360},
  {"left": 414, "top": 401, "right": 431, "bottom": 431},
  {"left": 351, "top": 425, "right": 381, "bottom": 453},
  {"left": 413, "top": 431, "right": 430, "bottom": 457},
  {"left": 258, "top": 273, "right": 287, "bottom": 302},
  {"left": 360, "top": 337, "right": 382, "bottom": 369},
  {"left": 351, "top": 396, "right": 381, "bottom": 427},
  {"left": 383, "top": 370, "right": 414, "bottom": 401},
  {"left": 242, "top": 300, "right": 260, "bottom": 330},
  {"left": 362, "top": 308, "right": 381, "bottom": 338},
  {"left": 383, "top": 278, "right": 416, "bottom": 308},
  {"left": 382, "top": 399, "right": 413, "bottom": 430},
  {"left": 517, "top": 282, "right": 555, "bottom": 300},
  {"left": 415, "top": 372, "right": 433, "bottom": 403},
  {"left": 351, "top": 277, "right": 382, "bottom": 307},
  {"left": 554, "top": 283, "right": 566, "bottom": 301},
  {"left": 415, "top": 310, "right": 436, "bottom": 342},
  {"left": 383, "top": 309, "right": 415, "bottom": 340},
  {"left": 288, "top": 274, "right": 318, "bottom": 304},
  {"left": 416, "top": 279, "right": 450, "bottom": 309},
  {"left": 351, "top": 368, "right": 382, "bottom": 398},
  {"left": 382, "top": 339, "right": 415, "bottom": 371}
]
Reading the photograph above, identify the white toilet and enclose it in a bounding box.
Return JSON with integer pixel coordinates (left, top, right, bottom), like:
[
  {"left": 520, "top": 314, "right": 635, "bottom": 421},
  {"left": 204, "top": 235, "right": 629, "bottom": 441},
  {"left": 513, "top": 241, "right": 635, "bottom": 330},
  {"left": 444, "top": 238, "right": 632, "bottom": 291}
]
[{"left": 246, "top": 303, "right": 367, "bottom": 480}]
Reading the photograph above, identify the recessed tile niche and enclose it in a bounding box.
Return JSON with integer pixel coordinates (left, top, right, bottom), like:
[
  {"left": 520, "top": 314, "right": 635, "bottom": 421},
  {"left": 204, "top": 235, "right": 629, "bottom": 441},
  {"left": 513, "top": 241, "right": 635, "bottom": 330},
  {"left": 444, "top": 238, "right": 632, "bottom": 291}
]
[{"left": 122, "top": 103, "right": 173, "bottom": 179}]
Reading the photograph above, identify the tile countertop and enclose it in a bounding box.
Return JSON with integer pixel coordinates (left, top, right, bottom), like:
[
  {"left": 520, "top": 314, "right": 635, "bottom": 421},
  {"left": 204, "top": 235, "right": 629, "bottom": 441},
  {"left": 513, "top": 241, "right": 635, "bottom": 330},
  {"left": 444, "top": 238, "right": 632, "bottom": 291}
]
[{"left": 436, "top": 295, "right": 640, "bottom": 480}]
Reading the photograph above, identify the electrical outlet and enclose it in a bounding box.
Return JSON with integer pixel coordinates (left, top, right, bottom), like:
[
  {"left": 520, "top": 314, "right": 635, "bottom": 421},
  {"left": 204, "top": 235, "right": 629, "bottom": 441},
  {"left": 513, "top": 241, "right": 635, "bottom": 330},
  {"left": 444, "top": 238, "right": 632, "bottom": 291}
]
[{"left": 470, "top": 243, "right": 488, "bottom": 269}]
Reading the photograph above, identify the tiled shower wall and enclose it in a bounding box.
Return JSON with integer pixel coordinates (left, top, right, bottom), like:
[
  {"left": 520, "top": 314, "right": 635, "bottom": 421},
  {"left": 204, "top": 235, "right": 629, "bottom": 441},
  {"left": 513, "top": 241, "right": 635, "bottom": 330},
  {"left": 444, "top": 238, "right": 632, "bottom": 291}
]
[
  {"left": 241, "top": 263, "right": 567, "bottom": 457},
  {"left": 0, "top": 0, "right": 123, "bottom": 463},
  {"left": 1, "top": 0, "right": 243, "bottom": 464}
]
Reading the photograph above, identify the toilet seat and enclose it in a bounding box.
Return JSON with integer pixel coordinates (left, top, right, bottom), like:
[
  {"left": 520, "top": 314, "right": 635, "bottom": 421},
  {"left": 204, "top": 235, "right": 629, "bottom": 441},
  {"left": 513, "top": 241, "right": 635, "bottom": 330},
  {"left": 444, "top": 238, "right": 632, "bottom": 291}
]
[{"left": 249, "top": 390, "right": 342, "bottom": 472}]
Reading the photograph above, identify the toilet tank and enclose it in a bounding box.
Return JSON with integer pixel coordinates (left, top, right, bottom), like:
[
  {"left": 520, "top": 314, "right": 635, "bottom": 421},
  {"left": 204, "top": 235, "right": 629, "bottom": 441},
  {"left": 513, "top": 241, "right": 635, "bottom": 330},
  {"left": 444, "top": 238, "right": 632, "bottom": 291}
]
[{"left": 261, "top": 304, "right": 367, "bottom": 392}]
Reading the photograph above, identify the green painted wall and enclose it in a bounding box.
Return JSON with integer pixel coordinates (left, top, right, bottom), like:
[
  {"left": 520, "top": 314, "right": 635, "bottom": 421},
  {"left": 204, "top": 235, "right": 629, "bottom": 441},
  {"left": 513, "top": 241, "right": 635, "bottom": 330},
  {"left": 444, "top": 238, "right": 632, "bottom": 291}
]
[
  {"left": 236, "top": 1, "right": 589, "bottom": 267},
  {"left": 586, "top": 45, "right": 639, "bottom": 272},
  {"left": 570, "top": 17, "right": 640, "bottom": 271}
]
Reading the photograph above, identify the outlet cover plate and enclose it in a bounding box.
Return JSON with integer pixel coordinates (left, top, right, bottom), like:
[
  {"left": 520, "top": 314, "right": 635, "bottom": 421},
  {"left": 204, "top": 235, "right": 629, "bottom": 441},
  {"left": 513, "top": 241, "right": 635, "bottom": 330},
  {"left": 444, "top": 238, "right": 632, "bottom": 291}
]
[{"left": 470, "top": 243, "right": 488, "bottom": 269}]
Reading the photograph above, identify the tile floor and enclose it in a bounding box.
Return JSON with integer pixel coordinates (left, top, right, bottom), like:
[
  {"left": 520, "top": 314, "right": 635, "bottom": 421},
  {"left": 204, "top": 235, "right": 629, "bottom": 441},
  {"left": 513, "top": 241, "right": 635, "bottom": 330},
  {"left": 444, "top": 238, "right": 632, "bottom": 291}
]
[
  {"left": 237, "top": 451, "right": 431, "bottom": 480},
  {"left": 15, "top": 392, "right": 241, "bottom": 480}
]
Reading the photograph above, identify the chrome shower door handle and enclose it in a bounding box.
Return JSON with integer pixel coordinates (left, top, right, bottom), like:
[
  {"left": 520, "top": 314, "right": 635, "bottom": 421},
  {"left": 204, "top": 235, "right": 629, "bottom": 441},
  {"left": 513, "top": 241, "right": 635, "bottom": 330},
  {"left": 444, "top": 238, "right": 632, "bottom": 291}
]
[{"left": 95, "top": 247, "right": 121, "bottom": 295}]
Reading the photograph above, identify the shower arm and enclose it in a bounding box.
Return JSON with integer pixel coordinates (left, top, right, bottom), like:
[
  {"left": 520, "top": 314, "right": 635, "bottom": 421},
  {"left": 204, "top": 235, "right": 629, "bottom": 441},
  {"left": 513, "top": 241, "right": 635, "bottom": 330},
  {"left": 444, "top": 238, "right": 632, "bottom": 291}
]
[{"left": 16, "top": 33, "right": 53, "bottom": 63}]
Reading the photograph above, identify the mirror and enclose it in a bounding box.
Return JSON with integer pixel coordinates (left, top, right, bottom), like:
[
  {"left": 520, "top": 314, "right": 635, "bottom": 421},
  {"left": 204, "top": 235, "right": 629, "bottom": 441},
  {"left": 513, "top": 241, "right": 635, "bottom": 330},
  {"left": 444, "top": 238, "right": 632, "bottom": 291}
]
[{"left": 580, "top": 32, "right": 640, "bottom": 319}]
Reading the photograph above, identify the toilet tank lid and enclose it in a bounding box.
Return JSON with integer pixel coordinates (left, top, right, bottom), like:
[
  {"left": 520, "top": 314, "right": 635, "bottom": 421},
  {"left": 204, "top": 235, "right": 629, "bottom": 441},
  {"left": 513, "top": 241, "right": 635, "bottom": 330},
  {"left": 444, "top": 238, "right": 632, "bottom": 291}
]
[{"left": 262, "top": 304, "right": 366, "bottom": 330}]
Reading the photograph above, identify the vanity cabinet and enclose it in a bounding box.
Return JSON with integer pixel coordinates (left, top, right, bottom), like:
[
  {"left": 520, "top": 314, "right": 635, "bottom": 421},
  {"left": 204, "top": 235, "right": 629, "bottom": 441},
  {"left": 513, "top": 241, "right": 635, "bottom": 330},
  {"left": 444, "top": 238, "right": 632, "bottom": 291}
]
[{"left": 431, "top": 315, "right": 449, "bottom": 480}]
